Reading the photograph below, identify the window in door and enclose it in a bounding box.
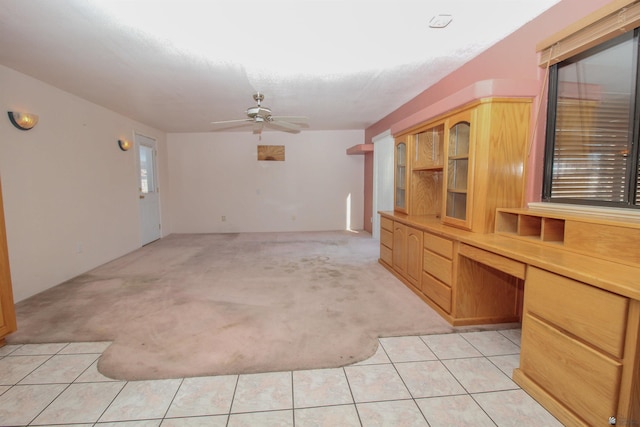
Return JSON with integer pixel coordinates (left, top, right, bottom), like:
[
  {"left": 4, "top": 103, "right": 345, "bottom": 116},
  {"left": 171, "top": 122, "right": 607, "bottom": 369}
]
[{"left": 139, "top": 144, "right": 156, "bottom": 194}]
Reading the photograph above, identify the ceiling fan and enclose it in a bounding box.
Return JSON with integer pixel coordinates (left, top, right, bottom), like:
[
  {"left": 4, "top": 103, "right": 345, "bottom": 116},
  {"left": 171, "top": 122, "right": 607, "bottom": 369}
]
[{"left": 211, "top": 93, "right": 308, "bottom": 134}]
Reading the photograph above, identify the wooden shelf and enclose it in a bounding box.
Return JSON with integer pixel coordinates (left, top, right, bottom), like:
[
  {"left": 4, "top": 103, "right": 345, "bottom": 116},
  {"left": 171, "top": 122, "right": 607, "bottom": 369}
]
[
  {"left": 412, "top": 165, "right": 443, "bottom": 172},
  {"left": 346, "top": 144, "right": 373, "bottom": 155},
  {"left": 496, "top": 208, "right": 640, "bottom": 266},
  {"left": 496, "top": 210, "right": 565, "bottom": 244}
]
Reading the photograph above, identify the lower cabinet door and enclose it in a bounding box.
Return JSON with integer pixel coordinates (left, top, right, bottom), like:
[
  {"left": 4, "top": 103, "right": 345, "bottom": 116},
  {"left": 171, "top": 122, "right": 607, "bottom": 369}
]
[{"left": 405, "top": 227, "right": 423, "bottom": 286}]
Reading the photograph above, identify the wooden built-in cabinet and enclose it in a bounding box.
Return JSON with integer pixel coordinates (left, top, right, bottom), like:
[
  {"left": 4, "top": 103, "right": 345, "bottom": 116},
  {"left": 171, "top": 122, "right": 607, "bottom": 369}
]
[
  {"left": 379, "top": 216, "right": 393, "bottom": 267},
  {"left": 443, "top": 110, "right": 473, "bottom": 228},
  {"left": 391, "top": 222, "right": 422, "bottom": 288},
  {"left": 394, "top": 138, "right": 409, "bottom": 213},
  {"left": 514, "top": 266, "right": 640, "bottom": 426},
  {"left": 381, "top": 214, "right": 523, "bottom": 326},
  {"left": 393, "top": 98, "right": 531, "bottom": 233},
  {"left": 0, "top": 179, "right": 17, "bottom": 346},
  {"left": 421, "top": 231, "right": 454, "bottom": 314},
  {"left": 381, "top": 91, "right": 640, "bottom": 426},
  {"left": 394, "top": 122, "right": 445, "bottom": 218},
  {"left": 385, "top": 97, "right": 531, "bottom": 325}
]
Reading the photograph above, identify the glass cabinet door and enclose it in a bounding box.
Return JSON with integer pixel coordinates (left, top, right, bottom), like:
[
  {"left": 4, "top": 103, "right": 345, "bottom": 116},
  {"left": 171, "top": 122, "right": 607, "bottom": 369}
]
[
  {"left": 395, "top": 140, "right": 408, "bottom": 212},
  {"left": 444, "top": 111, "right": 473, "bottom": 227}
]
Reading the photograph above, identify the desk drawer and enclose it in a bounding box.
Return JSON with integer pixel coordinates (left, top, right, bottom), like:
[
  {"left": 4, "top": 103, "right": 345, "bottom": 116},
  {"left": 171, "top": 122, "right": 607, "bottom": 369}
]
[
  {"left": 380, "top": 229, "right": 393, "bottom": 249},
  {"left": 525, "top": 267, "right": 628, "bottom": 358},
  {"left": 423, "top": 249, "right": 452, "bottom": 285},
  {"left": 422, "top": 272, "right": 451, "bottom": 313},
  {"left": 521, "top": 313, "right": 621, "bottom": 424},
  {"left": 459, "top": 244, "right": 525, "bottom": 279},
  {"left": 424, "top": 233, "right": 453, "bottom": 259},
  {"left": 380, "top": 244, "right": 392, "bottom": 266},
  {"left": 381, "top": 216, "right": 393, "bottom": 232}
]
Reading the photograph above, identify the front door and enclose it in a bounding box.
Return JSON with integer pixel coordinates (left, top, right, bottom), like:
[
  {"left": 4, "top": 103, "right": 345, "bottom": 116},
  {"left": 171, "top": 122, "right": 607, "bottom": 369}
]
[{"left": 136, "top": 133, "right": 161, "bottom": 245}]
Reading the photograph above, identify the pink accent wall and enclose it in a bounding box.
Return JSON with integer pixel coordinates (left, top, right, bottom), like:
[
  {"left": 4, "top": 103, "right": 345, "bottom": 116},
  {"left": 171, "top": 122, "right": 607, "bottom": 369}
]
[{"left": 362, "top": 0, "right": 613, "bottom": 233}]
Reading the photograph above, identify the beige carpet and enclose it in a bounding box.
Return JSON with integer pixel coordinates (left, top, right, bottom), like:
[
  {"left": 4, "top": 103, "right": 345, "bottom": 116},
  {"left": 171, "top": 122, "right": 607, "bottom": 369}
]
[{"left": 8, "top": 231, "right": 456, "bottom": 381}]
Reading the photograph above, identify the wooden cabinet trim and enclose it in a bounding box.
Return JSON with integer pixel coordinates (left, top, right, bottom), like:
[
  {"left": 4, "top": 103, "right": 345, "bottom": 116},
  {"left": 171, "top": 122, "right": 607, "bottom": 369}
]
[{"left": 0, "top": 178, "right": 16, "bottom": 343}]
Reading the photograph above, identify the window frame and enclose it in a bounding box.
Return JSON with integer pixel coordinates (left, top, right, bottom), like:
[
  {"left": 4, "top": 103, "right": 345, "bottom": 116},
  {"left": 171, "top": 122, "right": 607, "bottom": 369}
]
[{"left": 542, "top": 29, "right": 640, "bottom": 209}]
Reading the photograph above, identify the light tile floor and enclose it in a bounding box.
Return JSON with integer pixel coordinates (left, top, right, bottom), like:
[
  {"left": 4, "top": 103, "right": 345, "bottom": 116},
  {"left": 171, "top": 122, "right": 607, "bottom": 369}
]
[{"left": 0, "top": 329, "right": 564, "bottom": 426}]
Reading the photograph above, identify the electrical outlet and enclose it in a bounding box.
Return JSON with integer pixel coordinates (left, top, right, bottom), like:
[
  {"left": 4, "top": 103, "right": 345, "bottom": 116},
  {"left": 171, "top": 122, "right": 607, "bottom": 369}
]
[{"left": 221, "top": 216, "right": 226, "bottom": 222}]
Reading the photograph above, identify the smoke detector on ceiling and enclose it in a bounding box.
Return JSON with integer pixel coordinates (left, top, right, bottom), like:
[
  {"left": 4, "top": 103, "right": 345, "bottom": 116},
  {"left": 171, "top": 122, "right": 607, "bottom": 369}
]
[{"left": 429, "top": 14, "right": 452, "bottom": 29}]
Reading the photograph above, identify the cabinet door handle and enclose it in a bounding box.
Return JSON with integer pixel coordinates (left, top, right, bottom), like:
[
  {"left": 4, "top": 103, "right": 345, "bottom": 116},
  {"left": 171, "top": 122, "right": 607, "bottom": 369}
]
[{"left": 139, "top": 195, "right": 145, "bottom": 199}]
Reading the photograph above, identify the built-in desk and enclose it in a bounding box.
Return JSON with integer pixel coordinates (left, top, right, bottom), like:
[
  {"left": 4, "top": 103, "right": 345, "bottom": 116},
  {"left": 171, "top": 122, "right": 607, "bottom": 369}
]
[{"left": 379, "top": 210, "right": 640, "bottom": 427}]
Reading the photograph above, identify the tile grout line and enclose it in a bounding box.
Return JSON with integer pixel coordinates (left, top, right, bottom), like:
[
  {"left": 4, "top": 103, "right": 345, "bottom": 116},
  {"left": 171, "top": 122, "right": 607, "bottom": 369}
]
[
  {"left": 23, "top": 343, "right": 77, "bottom": 426},
  {"left": 379, "top": 338, "right": 430, "bottom": 423},
  {"left": 342, "top": 362, "right": 363, "bottom": 426},
  {"left": 225, "top": 373, "right": 240, "bottom": 426},
  {"left": 161, "top": 377, "right": 185, "bottom": 422},
  {"left": 457, "top": 331, "right": 520, "bottom": 426}
]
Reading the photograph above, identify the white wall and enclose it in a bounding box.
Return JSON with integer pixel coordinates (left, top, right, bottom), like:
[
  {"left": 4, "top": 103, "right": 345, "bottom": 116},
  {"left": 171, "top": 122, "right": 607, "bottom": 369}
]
[
  {"left": 167, "top": 130, "right": 365, "bottom": 233},
  {"left": 0, "top": 65, "right": 169, "bottom": 302},
  {"left": 372, "top": 130, "right": 394, "bottom": 240}
]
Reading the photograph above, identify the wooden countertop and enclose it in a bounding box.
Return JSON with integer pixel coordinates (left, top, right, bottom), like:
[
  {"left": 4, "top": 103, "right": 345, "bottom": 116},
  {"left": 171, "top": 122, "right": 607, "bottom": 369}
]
[{"left": 380, "top": 211, "right": 640, "bottom": 301}]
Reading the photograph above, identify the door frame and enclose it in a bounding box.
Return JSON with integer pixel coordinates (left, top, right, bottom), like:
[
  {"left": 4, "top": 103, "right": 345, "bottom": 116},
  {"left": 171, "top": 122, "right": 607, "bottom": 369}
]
[{"left": 135, "top": 131, "right": 162, "bottom": 246}]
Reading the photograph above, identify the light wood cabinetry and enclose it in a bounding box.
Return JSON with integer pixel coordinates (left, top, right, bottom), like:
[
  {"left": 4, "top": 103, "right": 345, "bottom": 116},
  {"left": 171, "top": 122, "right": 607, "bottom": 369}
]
[
  {"left": 394, "top": 122, "right": 444, "bottom": 217},
  {"left": 442, "top": 99, "right": 531, "bottom": 232},
  {"left": 380, "top": 82, "right": 640, "bottom": 427},
  {"left": 380, "top": 214, "right": 523, "bottom": 326},
  {"left": 514, "top": 266, "right": 640, "bottom": 426},
  {"left": 394, "top": 138, "right": 409, "bottom": 213},
  {"left": 0, "top": 179, "right": 17, "bottom": 346},
  {"left": 379, "top": 216, "right": 393, "bottom": 267},
  {"left": 393, "top": 98, "right": 531, "bottom": 233},
  {"left": 443, "top": 110, "right": 473, "bottom": 228},
  {"left": 413, "top": 124, "right": 444, "bottom": 170},
  {"left": 392, "top": 222, "right": 422, "bottom": 287},
  {"left": 421, "top": 232, "right": 454, "bottom": 314},
  {"left": 496, "top": 207, "right": 640, "bottom": 266}
]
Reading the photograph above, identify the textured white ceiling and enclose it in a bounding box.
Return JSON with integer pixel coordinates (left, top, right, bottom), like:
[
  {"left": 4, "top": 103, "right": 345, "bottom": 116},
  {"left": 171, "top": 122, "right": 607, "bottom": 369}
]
[{"left": 0, "top": 0, "right": 560, "bottom": 133}]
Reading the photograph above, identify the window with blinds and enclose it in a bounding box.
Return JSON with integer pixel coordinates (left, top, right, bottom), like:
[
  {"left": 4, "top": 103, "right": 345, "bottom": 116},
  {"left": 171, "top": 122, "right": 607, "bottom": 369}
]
[{"left": 543, "top": 29, "right": 640, "bottom": 209}]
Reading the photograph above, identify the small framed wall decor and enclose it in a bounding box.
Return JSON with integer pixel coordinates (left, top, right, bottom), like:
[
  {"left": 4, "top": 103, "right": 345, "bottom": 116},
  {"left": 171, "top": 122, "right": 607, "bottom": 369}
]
[{"left": 257, "top": 145, "right": 285, "bottom": 161}]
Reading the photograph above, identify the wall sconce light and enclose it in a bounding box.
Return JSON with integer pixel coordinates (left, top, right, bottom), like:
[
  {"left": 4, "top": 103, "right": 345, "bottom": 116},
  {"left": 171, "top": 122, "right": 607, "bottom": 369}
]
[
  {"left": 118, "top": 139, "right": 132, "bottom": 151},
  {"left": 8, "top": 111, "right": 39, "bottom": 131}
]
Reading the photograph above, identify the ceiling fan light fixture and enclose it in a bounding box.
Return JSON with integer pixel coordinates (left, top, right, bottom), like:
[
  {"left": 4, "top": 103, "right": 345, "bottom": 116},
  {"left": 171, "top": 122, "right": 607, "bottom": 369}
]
[
  {"left": 429, "top": 14, "right": 452, "bottom": 29},
  {"left": 211, "top": 93, "right": 308, "bottom": 134}
]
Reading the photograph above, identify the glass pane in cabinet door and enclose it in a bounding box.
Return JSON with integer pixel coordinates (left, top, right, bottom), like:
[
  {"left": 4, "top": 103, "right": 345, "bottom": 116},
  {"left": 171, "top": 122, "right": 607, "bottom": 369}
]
[
  {"left": 397, "top": 143, "right": 406, "bottom": 166},
  {"left": 396, "top": 188, "right": 405, "bottom": 208},
  {"left": 396, "top": 142, "right": 407, "bottom": 210},
  {"left": 447, "top": 159, "right": 468, "bottom": 191},
  {"left": 449, "top": 122, "right": 470, "bottom": 156},
  {"left": 446, "top": 192, "right": 467, "bottom": 220}
]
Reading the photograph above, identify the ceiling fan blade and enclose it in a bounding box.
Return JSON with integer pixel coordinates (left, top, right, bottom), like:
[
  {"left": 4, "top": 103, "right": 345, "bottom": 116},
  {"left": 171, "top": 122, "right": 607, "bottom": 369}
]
[
  {"left": 270, "top": 115, "right": 308, "bottom": 124},
  {"left": 210, "top": 119, "right": 253, "bottom": 131},
  {"left": 211, "top": 118, "right": 252, "bottom": 125},
  {"left": 266, "top": 120, "right": 301, "bottom": 134}
]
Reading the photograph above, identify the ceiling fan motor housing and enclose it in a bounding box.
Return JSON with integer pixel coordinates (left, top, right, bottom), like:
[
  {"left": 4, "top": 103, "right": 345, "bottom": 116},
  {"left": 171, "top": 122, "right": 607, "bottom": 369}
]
[{"left": 246, "top": 105, "right": 272, "bottom": 120}]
